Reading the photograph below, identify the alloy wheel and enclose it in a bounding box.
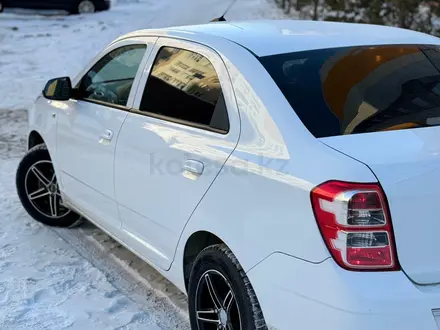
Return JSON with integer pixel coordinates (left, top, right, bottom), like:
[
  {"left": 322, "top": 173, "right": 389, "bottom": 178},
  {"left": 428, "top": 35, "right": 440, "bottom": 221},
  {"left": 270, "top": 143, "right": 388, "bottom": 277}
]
[
  {"left": 78, "top": 0, "right": 95, "bottom": 14},
  {"left": 195, "top": 270, "right": 242, "bottom": 330},
  {"left": 24, "top": 160, "right": 70, "bottom": 219}
]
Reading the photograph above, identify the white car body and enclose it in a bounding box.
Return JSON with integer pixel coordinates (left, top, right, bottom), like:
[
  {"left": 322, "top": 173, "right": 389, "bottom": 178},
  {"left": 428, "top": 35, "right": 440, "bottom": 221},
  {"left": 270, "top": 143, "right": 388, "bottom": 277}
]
[{"left": 27, "top": 20, "right": 440, "bottom": 329}]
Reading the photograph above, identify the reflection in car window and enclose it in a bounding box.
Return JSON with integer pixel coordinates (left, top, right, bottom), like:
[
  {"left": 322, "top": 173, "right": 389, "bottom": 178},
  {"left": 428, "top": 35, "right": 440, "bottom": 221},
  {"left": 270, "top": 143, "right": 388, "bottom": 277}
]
[
  {"left": 138, "top": 46, "right": 229, "bottom": 133},
  {"left": 259, "top": 45, "right": 440, "bottom": 137},
  {"left": 79, "top": 45, "right": 146, "bottom": 107}
]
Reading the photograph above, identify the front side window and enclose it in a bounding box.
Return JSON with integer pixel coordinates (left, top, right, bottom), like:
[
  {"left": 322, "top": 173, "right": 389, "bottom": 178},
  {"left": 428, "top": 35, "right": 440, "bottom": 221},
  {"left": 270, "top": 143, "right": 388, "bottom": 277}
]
[
  {"left": 259, "top": 45, "right": 440, "bottom": 137},
  {"left": 78, "top": 44, "right": 146, "bottom": 107},
  {"left": 138, "top": 46, "right": 229, "bottom": 133}
]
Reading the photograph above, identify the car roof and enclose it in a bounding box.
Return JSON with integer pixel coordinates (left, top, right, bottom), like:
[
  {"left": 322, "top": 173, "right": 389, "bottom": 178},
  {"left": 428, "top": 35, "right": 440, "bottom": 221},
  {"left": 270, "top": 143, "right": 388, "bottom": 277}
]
[{"left": 119, "top": 20, "right": 440, "bottom": 57}]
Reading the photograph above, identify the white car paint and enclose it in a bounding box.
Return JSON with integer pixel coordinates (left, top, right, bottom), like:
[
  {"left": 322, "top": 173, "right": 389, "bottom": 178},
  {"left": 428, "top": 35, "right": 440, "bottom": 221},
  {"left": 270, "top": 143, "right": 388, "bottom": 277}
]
[
  {"left": 118, "top": 20, "right": 440, "bottom": 56},
  {"left": 114, "top": 37, "right": 241, "bottom": 270},
  {"left": 56, "top": 37, "right": 156, "bottom": 232},
  {"left": 27, "top": 20, "right": 440, "bottom": 330},
  {"left": 248, "top": 253, "right": 440, "bottom": 330},
  {"left": 322, "top": 129, "right": 440, "bottom": 285}
]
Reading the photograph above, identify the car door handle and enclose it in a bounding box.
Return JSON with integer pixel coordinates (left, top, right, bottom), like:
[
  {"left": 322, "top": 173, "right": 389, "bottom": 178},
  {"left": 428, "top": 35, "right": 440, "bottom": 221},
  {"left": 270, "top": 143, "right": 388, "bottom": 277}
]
[
  {"left": 99, "top": 129, "right": 113, "bottom": 141},
  {"left": 182, "top": 159, "right": 204, "bottom": 175}
]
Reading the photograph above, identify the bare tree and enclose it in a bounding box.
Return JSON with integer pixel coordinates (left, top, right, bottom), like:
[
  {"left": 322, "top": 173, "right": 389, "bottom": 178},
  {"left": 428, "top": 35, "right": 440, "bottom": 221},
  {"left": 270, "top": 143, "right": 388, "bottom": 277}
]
[
  {"left": 273, "top": 0, "right": 440, "bottom": 36},
  {"left": 312, "top": 0, "right": 319, "bottom": 20}
]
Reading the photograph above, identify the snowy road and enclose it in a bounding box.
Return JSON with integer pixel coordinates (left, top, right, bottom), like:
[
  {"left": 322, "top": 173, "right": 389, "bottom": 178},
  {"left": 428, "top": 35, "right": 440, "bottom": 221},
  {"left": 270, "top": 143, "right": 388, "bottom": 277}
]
[
  {"left": 0, "top": 0, "right": 284, "bottom": 328},
  {"left": 0, "top": 110, "right": 190, "bottom": 330}
]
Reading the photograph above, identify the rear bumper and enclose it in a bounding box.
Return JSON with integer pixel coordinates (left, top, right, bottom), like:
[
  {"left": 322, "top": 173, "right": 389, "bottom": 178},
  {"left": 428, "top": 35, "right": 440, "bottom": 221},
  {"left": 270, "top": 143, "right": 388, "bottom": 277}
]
[{"left": 247, "top": 253, "right": 440, "bottom": 330}]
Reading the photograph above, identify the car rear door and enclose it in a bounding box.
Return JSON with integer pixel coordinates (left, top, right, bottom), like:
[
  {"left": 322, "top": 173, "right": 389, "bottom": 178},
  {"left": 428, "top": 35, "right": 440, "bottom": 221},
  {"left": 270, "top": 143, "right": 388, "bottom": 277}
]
[
  {"left": 56, "top": 37, "right": 156, "bottom": 233},
  {"left": 114, "top": 38, "right": 240, "bottom": 270}
]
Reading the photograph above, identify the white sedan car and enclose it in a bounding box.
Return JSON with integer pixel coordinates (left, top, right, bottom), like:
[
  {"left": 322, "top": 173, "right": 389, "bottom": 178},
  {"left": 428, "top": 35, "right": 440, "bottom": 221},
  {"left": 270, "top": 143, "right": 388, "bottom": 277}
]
[{"left": 16, "top": 19, "right": 440, "bottom": 330}]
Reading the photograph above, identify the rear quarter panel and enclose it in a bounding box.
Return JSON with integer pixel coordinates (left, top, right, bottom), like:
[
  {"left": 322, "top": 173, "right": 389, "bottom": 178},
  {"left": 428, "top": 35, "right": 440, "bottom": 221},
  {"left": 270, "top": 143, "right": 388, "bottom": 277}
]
[{"left": 170, "top": 40, "right": 378, "bottom": 289}]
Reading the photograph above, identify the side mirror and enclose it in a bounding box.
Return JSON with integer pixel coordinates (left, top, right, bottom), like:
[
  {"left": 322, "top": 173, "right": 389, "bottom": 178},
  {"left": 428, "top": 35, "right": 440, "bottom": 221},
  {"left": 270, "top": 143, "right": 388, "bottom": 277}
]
[{"left": 43, "top": 77, "right": 72, "bottom": 101}]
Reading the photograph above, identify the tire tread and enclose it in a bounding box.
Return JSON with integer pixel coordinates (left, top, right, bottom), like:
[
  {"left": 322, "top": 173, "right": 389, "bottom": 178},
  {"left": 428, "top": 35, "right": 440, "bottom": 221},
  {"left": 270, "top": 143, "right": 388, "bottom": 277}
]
[
  {"left": 192, "top": 244, "right": 268, "bottom": 330},
  {"left": 16, "top": 143, "right": 81, "bottom": 227}
]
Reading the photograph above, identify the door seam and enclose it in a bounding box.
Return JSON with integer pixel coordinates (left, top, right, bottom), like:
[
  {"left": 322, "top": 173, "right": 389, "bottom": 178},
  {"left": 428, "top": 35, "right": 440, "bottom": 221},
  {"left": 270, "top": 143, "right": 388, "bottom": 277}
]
[
  {"left": 113, "top": 111, "right": 130, "bottom": 229},
  {"left": 167, "top": 50, "right": 243, "bottom": 271}
]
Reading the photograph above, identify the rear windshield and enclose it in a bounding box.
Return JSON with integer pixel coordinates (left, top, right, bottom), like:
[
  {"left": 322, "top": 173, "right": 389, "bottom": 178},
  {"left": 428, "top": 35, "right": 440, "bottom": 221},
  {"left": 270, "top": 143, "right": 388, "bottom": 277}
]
[{"left": 259, "top": 45, "right": 440, "bottom": 138}]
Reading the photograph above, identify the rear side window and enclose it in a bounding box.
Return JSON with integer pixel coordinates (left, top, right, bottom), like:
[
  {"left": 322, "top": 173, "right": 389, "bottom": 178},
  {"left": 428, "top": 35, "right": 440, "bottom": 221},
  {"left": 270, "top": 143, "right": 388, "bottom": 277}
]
[
  {"left": 138, "top": 46, "right": 229, "bottom": 133},
  {"left": 259, "top": 45, "right": 440, "bottom": 137}
]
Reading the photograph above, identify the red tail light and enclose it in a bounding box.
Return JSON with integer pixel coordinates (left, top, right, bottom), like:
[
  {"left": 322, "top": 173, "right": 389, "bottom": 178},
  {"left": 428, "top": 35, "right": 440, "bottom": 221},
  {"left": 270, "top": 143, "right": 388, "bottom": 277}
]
[{"left": 311, "top": 181, "right": 399, "bottom": 271}]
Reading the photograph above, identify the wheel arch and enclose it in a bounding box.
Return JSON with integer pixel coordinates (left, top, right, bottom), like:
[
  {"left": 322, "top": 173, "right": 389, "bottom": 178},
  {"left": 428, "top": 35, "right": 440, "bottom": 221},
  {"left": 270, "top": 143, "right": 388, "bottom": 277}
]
[
  {"left": 28, "top": 130, "right": 45, "bottom": 150},
  {"left": 183, "top": 230, "right": 226, "bottom": 291}
]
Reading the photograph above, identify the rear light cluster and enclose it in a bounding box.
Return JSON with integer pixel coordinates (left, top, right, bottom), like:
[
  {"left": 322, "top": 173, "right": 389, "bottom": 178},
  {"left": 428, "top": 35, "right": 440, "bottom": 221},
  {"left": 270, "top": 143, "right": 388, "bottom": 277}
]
[{"left": 311, "top": 181, "right": 399, "bottom": 271}]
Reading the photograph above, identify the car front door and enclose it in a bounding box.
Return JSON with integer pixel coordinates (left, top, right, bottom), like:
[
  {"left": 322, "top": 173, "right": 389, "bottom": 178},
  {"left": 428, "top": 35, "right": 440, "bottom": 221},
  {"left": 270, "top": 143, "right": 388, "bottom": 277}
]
[
  {"left": 114, "top": 38, "right": 240, "bottom": 270},
  {"left": 57, "top": 37, "right": 156, "bottom": 232}
]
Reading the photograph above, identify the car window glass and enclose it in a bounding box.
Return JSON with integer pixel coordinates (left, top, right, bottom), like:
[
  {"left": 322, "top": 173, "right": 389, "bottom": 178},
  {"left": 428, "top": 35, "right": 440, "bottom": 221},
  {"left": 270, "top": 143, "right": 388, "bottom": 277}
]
[
  {"left": 259, "top": 45, "right": 440, "bottom": 137},
  {"left": 78, "top": 44, "right": 146, "bottom": 107},
  {"left": 138, "top": 46, "right": 229, "bottom": 132}
]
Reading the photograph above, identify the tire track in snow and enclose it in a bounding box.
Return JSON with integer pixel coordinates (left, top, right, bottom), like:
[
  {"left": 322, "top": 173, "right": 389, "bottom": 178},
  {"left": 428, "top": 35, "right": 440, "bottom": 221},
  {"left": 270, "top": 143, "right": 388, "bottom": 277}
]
[{"left": 0, "top": 109, "right": 189, "bottom": 329}]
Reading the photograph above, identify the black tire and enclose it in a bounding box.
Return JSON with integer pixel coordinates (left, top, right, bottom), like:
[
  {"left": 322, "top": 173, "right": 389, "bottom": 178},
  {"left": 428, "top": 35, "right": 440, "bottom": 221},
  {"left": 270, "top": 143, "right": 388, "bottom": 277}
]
[
  {"left": 188, "top": 244, "right": 267, "bottom": 330},
  {"left": 16, "top": 144, "right": 81, "bottom": 227},
  {"left": 0, "top": 2, "right": 4, "bottom": 13}
]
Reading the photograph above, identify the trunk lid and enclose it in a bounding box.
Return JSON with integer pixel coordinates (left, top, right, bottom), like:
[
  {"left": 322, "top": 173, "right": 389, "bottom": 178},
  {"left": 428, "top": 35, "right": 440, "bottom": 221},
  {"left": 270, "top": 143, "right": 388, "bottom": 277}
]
[{"left": 322, "top": 128, "right": 440, "bottom": 285}]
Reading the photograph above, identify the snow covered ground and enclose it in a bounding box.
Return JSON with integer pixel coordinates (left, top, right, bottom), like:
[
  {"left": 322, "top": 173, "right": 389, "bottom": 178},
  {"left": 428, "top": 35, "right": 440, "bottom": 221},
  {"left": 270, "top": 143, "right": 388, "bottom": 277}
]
[
  {"left": 0, "top": 0, "right": 285, "bottom": 111},
  {"left": 0, "top": 1, "right": 285, "bottom": 329},
  {"left": 0, "top": 110, "right": 190, "bottom": 329}
]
